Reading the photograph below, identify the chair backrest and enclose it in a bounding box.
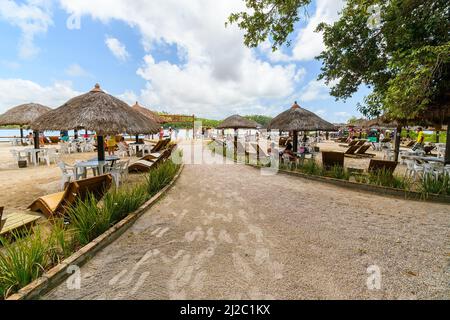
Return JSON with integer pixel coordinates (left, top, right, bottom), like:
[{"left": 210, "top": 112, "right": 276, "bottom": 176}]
[
  {"left": 345, "top": 145, "right": 360, "bottom": 155},
  {"left": 150, "top": 140, "right": 164, "bottom": 152},
  {"left": 58, "top": 162, "right": 69, "bottom": 174},
  {"left": 368, "top": 159, "right": 398, "bottom": 175},
  {"left": 356, "top": 140, "right": 366, "bottom": 146},
  {"left": 54, "top": 174, "right": 113, "bottom": 216},
  {"left": 348, "top": 140, "right": 357, "bottom": 147},
  {"left": 0, "top": 206, "right": 4, "bottom": 231},
  {"left": 356, "top": 145, "right": 370, "bottom": 154},
  {"left": 322, "top": 151, "right": 344, "bottom": 170}
]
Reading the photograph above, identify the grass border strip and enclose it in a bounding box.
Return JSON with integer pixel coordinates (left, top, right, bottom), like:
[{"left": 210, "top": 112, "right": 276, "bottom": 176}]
[
  {"left": 7, "top": 163, "right": 185, "bottom": 300},
  {"left": 246, "top": 163, "right": 450, "bottom": 204}
]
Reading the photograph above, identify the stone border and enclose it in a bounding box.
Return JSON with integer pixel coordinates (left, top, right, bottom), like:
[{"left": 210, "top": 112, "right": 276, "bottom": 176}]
[
  {"left": 246, "top": 163, "right": 450, "bottom": 204},
  {"left": 7, "top": 163, "right": 185, "bottom": 300}
]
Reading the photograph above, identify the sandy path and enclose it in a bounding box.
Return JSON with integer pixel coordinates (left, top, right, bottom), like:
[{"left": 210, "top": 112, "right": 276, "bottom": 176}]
[{"left": 45, "top": 142, "right": 449, "bottom": 300}]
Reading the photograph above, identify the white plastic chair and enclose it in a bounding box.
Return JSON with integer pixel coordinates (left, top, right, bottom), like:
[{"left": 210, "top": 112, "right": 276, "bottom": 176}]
[
  {"left": 59, "top": 142, "right": 71, "bottom": 154},
  {"left": 118, "top": 143, "right": 130, "bottom": 157},
  {"left": 109, "top": 160, "right": 130, "bottom": 188},
  {"left": 41, "top": 148, "right": 59, "bottom": 166},
  {"left": 57, "top": 162, "right": 85, "bottom": 190}
]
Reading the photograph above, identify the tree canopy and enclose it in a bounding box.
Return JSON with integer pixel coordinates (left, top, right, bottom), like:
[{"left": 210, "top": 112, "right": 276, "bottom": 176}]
[{"left": 229, "top": 0, "right": 450, "bottom": 121}]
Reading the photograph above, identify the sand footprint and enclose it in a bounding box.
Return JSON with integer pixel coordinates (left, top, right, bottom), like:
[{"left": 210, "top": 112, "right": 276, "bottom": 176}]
[
  {"left": 232, "top": 252, "right": 254, "bottom": 281},
  {"left": 185, "top": 226, "right": 204, "bottom": 242},
  {"left": 219, "top": 230, "right": 233, "bottom": 244}
]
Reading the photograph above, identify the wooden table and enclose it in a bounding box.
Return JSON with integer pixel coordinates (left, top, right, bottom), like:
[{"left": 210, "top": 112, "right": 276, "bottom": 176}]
[{"left": 0, "top": 211, "right": 41, "bottom": 237}]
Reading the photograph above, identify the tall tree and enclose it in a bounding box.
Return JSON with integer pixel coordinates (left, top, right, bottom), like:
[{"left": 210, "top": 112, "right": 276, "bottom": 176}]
[{"left": 228, "top": 0, "right": 450, "bottom": 120}]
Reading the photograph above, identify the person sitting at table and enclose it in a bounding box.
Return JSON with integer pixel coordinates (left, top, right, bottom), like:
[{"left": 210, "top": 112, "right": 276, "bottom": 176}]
[
  {"left": 59, "top": 133, "right": 69, "bottom": 142},
  {"left": 280, "top": 139, "right": 296, "bottom": 161},
  {"left": 106, "top": 135, "right": 117, "bottom": 155},
  {"left": 118, "top": 137, "right": 130, "bottom": 155}
]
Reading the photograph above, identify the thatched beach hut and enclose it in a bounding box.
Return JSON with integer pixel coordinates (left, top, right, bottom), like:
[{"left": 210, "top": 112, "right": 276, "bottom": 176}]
[
  {"left": 31, "top": 84, "right": 159, "bottom": 160},
  {"left": 267, "top": 102, "right": 336, "bottom": 152},
  {"left": 0, "top": 103, "right": 52, "bottom": 145},
  {"left": 131, "top": 102, "right": 165, "bottom": 124},
  {"left": 217, "top": 115, "right": 260, "bottom": 160}
]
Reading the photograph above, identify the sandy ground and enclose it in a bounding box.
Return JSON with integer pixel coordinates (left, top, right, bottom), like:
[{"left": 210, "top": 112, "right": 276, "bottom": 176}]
[
  {"left": 0, "top": 142, "right": 147, "bottom": 213},
  {"left": 45, "top": 141, "right": 449, "bottom": 300}
]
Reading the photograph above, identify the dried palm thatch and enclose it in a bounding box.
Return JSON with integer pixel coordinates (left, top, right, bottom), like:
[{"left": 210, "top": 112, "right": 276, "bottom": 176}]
[
  {"left": 31, "top": 84, "right": 160, "bottom": 135},
  {"left": 131, "top": 101, "right": 165, "bottom": 124},
  {"left": 0, "top": 103, "right": 52, "bottom": 127},
  {"left": 267, "top": 102, "right": 336, "bottom": 131},
  {"left": 216, "top": 114, "right": 260, "bottom": 129},
  {"left": 365, "top": 116, "right": 402, "bottom": 128}
]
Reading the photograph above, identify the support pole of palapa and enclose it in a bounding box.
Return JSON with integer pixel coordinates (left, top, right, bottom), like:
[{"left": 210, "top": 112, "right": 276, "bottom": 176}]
[
  {"left": 234, "top": 128, "right": 238, "bottom": 161},
  {"left": 445, "top": 120, "right": 450, "bottom": 165},
  {"left": 436, "top": 130, "right": 440, "bottom": 143},
  {"left": 135, "top": 134, "right": 140, "bottom": 156},
  {"left": 33, "top": 130, "right": 40, "bottom": 149},
  {"left": 393, "top": 125, "right": 402, "bottom": 162},
  {"left": 292, "top": 130, "right": 298, "bottom": 153},
  {"left": 20, "top": 127, "right": 24, "bottom": 144},
  {"left": 97, "top": 135, "right": 105, "bottom": 161}
]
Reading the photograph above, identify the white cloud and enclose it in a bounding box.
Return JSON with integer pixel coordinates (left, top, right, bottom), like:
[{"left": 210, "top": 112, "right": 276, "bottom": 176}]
[
  {"left": 0, "top": 0, "right": 53, "bottom": 59},
  {"left": 58, "top": 0, "right": 301, "bottom": 118},
  {"left": 0, "top": 79, "right": 80, "bottom": 113},
  {"left": 65, "top": 63, "right": 92, "bottom": 78},
  {"left": 299, "top": 79, "right": 330, "bottom": 101},
  {"left": 291, "top": 0, "right": 345, "bottom": 61},
  {"left": 105, "top": 36, "right": 130, "bottom": 61}
]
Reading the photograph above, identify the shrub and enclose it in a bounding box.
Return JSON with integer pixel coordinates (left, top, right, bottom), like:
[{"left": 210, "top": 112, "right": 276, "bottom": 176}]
[
  {"left": 103, "top": 184, "right": 149, "bottom": 224},
  {"left": 0, "top": 228, "right": 49, "bottom": 298},
  {"left": 327, "top": 165, "right": 350, "bottom": 180},
  {"left": 368, "top": 169, "right": 411, "bottom": 190},
  {"left": 419, "top": 173, "right": 450, "bottom": 197}
]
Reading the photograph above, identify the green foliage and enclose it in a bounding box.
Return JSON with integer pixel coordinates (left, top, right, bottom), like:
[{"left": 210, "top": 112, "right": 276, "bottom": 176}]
[
  {"left": 298, "top": 159, "right": 324, "bottom": 176},
  {"left": 227, "top": 0, "right": 311, "bottom": 50},
  {"left": 419, "top": 174, "right": 450, "bottom": 197},
  {"left": 244, "top": 115, "right": 273, "bottom": 127},
  {"left": 318, "top": 0, "right": 450, "bottom": 119},
  {"left": 103, "top": 185, "right": 149, "bottom": 224},
  {"left": 145, "top": 157, "right": 181, "bottom": 196},
  {"left": 327, "top": 165, "right": 350, "bottom": 180},
  {"left": 67, "top": 194, "right": 110, "bottom": 247},
  {"left": 367, "top": 169, "right": 411, "bottom": 190},
  {"left": 0, "top": 228, "right": 49, "bottom": 298}
]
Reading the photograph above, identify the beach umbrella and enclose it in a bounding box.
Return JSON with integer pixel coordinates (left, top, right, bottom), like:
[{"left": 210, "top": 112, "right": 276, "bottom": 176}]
[
  {"left": 267, "top": 102, "right": 336, "bottom": 152},
  {"left": 131, "top": 101, "right": 165, "bottom": 124},
  {"left": 31, "top": 83, "right": 160, "bottom": 161},
  {"left": 0, "top": 103, "right": 52, "bottom": 146},
  {"left": 217, "top": 115, "right": 260, "bottom": 160}
]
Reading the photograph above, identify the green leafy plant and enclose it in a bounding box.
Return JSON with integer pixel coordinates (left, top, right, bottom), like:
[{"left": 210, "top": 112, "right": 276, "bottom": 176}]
[
  {"left": 0, "top": 228, "right": 49, "bottom": 298},
  {"left": 368, "top": 169, "right": 411, "bottom": 190},
  {"left": 327, "top": 165, "right": 350, "bottom": 180},
  {"left": 419, "top": 173, "right": 450, "bottom": 198},
  {"left": 103, "top": 184, "right": 149, "bottom": 224}
]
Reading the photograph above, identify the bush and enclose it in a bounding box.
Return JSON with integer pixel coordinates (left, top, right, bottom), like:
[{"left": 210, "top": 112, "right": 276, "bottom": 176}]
[
  {"left": 327, "top": 165, "right": 350, "bottom": 180},
  {"left": 419, "top": 174, "right": 450, "bottom": 197},
  {"left": 367, "top": 169, "right": 411, "bottom": 190},
  {"left": 0, "top": 228, "right": 49, "bottom": 298}
]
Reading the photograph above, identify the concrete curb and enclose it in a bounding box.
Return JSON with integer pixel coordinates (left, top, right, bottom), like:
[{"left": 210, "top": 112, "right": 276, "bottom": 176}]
[{"left": 7, "top": 163, "right": 185, "bottom": 300}]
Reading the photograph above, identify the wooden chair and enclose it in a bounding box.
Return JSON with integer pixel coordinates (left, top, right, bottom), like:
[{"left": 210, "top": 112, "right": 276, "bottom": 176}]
[
  {"left": 0, "top": 206, "right": 4, "bottom": 231},
  {"left": 346, "top": 145, "right": 376, "bottom": 158},
  {"left": 368, "top": 159, "right": 398, "bottom": 175},
  {"left": 129, "top": 148, "right": 172, "bottom": 173},
  {"left": 321, "top": 151, "right": 344, "bottom": 170},
  {"left": 151, "top": 139, "right": 170, "bottom": 153},
  {"left": 339, "top": 140, "right": 358, "bottom": 148},
  {"left": 344, "top": 145, "right": 361, "bottom": 156},
  {"left": 28, "top": 174, "right": 113, "bottom": 218}
]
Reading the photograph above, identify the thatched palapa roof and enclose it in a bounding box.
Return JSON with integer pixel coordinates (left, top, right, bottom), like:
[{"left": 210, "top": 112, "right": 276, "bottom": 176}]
[
  {"left": 365, "top": 116, "right": 402, "bottom": 128},
  {"left": 267, "top": 102, "right": 336, "bottom": 131},
  {"left": 0, "top": 103, "right": 52, "bottom": 127},
  {"left": 31, "top": 84, "right": 160, "bottom": 135},
  {"left": 131, "top": 101, "right": 165, "bottom": 124},
  {"left": 216, "top": 114, "right": 260, "bottom": 129}
]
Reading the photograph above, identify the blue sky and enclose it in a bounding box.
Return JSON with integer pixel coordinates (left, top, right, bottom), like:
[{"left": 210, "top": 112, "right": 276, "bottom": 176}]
[{"left": 0, "top": 0, "right": 368, "bottom": 123}]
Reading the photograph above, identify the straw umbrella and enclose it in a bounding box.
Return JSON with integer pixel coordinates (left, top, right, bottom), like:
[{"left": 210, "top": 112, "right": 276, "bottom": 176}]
[
  {"left": 267, "top": 102, "right": 336, "bottom": 152},
  {"left": 131, "top": 102, "right": 165, "bottom": 124},
  {"left": 0, "top": 103, "right": 51, "bottom": 146},
  {"left": 31, "top": 84, "right": 160, "bottom": 161},
  {"left": 217, "top": 115, "right": 260, "bottom": 160}
]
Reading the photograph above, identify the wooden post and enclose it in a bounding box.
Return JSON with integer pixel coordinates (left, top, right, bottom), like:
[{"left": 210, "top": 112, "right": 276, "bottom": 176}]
[
  {"left": 445, "top": 120, "right": 450, "bottom": 165},
  {"left": 394, "top": 125, "right": 402, "bottom": 162},
  {"left": 135, "top": 134, "right": 140, "bottom": 156},
  {"left": 20, "top": 127, "right": 24, "bottom": 144},
  {"left": 33, "top": 130, "right": 40, "bottom": 149},
  {"left": 256, "top": 134, "right": 260, "bottom": 165},
  {"left": 97, "top": 135, "right": 105, "bottom": 161},
  {"left": 234, "top": 128, "right": 238, "bottom": 161},
  {"left": 74, "top": 129, "right": 79, "bottom": 140},
  {"left": 192, "top": 115, "right": 195, "bottom": 140},
  {"left": 436, "top": 130, "right": 440, "bottom": 143},
  {"left": 292, "top": 130, "right": 298, "bottom": 153}
]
